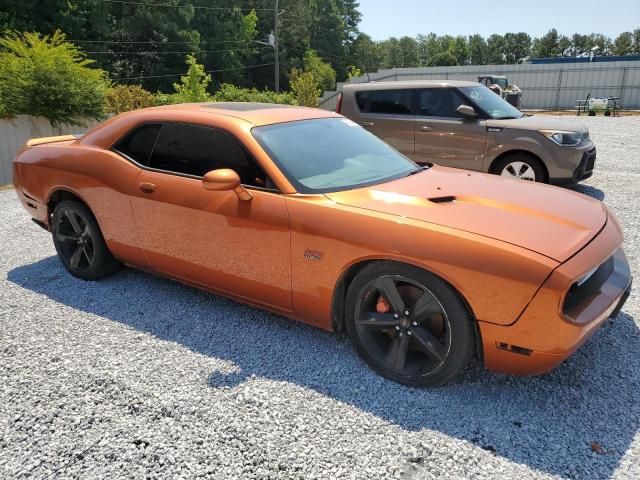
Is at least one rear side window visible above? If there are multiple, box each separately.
[148,123,267,186]
[418,88,469,118]
[356,90,413,115]
[112,124,161,165]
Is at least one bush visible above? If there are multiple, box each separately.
[0,30,110,126]
[172,54,212,103]
[105,84,155,114]
[303,49,336,93]
[212,84,296,105]
[290,68,320,107]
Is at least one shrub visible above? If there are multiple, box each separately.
[303,49,336,93]
[105,84,155,114]
[172,54,212,103]
[212,84,296,105]
[289,68,320,107]
[346,65,364,82]
[0,30,110,126]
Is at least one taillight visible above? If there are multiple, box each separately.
[335,93,343,113]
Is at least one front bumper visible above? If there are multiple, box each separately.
[550,147,596,186]
[479,213,632,375]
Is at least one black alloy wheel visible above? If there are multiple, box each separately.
[52,200,120,280]
[345,262,475,387]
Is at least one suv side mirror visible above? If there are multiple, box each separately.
[202,169,252,201]
[456,105,478,118]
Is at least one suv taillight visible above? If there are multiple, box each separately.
[335,93,343,113]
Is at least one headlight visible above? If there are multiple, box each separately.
[539,130,582,146]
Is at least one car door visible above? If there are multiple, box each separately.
[127,122,292,311]
[352,89,415,157]
[414,88,487,170]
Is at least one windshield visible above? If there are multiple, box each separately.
[252,117,419,193]
[461,85,523,120]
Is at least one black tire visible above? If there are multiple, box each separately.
[588,111,596,116]
[492,153,546,183]
[51,200,120,280]
[345,261,475,387]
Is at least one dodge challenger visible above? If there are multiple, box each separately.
[13,103,632,387]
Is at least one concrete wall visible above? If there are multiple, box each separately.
[319,60,640,111]
[0,116,100,185]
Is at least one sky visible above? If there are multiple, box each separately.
[357,0,640,40]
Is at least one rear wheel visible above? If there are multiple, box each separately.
[345,262,475,387]
[493,153,546,183]
[52,200,120,280]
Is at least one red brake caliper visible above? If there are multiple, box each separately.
[376,296,391,313]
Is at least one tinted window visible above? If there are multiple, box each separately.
[113,124,160,165]
[418,88,469,118]
[148,123,267,187]
[356,90,413,115]
[252,118,418,194]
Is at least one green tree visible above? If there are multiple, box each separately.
[468,34,488,65]
[486,34,506,64]
[427,51,457,66]
[289,67,320,107]
[303,49,336,93]
[350,33,383,72]
[450,36,469,65]
[634,29,640,54]
[532,29,560,58]
[345,65,363,81]
[503,32,531,63]
[0,30,109,125]
[172,54,212,102]
[105,84,155,114]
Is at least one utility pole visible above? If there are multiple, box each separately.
[274,0,280,92]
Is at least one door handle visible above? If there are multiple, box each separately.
[419,125,433,131]
[360,121,375,127]
[139,182,156,194]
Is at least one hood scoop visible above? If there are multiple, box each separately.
[428,195,456,204]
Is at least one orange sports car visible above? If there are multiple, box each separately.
[13,103,632,387]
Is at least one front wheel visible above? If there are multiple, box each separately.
[493,154,546,183]
[51,200,120,280]
[345,262,476,387]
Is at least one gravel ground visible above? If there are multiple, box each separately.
[1,116,639,480]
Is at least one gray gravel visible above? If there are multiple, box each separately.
[1,116,639,480]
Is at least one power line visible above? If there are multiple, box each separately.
[102,0,277,12]
[87,46,272,55]
[69,39,249,45]
[114,62,275,81]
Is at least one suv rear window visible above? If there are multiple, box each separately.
[356,90,413,115]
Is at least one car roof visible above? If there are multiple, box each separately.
[143,102,340,126]
[342,80,480,91]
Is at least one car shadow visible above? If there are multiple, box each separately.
[7,257,639,479]
[566,183,606,201]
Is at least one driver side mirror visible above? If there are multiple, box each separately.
[202,169,252,201]
[456,105,478,118]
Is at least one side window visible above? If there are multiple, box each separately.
[356,90,413,115]
[418,88,469,118]
[112,124,161,165]
[148,123,268,187]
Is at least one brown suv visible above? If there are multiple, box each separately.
[337,80,596,184]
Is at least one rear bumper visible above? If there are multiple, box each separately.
[479,213,632,375]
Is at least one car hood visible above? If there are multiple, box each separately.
[325,166,606,262]
[487,115,589,135]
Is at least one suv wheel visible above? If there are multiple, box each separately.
[494,154,545,183]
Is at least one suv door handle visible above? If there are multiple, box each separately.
[419,125,433,131]
[139,182,156,194]
[360,121,375,127]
